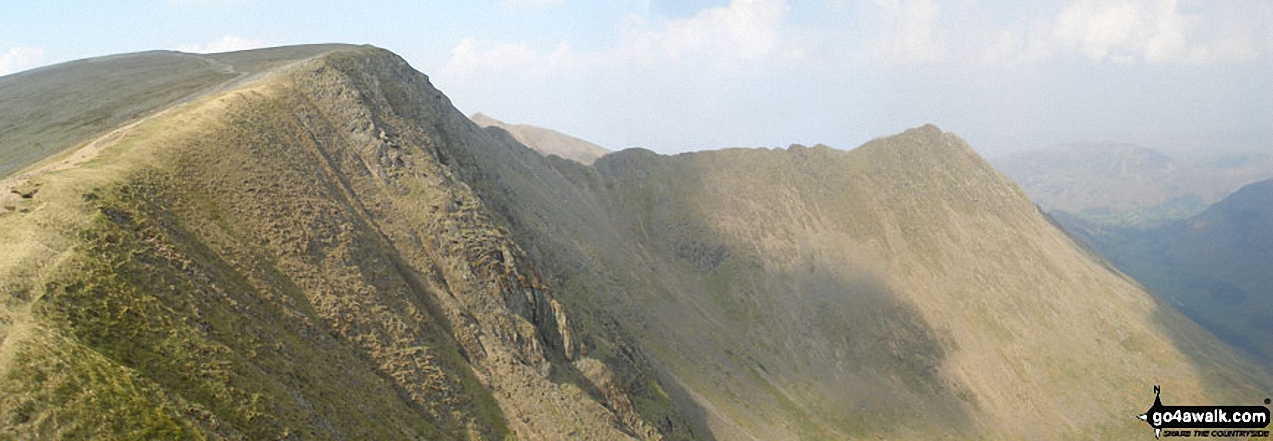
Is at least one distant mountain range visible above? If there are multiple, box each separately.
[993,142,1273,227]
[1057,178,1273,365]
[0,45,1268,439]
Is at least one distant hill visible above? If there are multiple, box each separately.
[470,112,608,165]
[0,44,354,178]
[1057,178,1273,365]
[993,142,1273,227]
[0,45,1268,439]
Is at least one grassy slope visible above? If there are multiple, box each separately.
[447,124,1273,439]
[0,51,230,178]
[0,45,353,179]
[0,47,503,439]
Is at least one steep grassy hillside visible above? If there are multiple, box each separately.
[0,46,682,440]
[0,45,1268,440]
[993,143,1273,227]
[470,113,609,165]
[1058,179,1273,365]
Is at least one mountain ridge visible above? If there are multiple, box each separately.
[441,102,1272,438]
[0,44,1268,440]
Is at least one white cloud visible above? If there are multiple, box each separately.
[446,38,576,78]
[860,0,1272,67]
[166,0,250,5]
[500,0,564,9]
[1048,0,1257,64]
[0,47,45,76]
[442,0,794,81]
[862,0,945,64]
[177,35,264,54]
[628,0,788,63]
[441,0,1268,84]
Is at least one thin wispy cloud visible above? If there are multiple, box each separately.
[861,0,945,65]
[442,0,795,81]
[166,0,252,6]
[449,0,1272,82]
[621,0,791,64]
[0,46,45,76]
[860,0,1273,67]
[446,39,576,78]
[177,35,265,54]
[499,0,564,10]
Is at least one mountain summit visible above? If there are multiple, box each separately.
[0,45,1268,440]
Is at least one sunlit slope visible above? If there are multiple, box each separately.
[447,123,1273,439]
[0,44,352,178]
[470,112,609,165]
[0,46,683,439]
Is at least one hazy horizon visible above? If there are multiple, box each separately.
[4,0,1270,156]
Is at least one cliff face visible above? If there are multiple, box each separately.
[0,45,1268,440]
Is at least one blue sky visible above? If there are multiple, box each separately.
[2,0,1271,156]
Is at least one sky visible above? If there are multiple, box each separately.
[2,0,1271,156]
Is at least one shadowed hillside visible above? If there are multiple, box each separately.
[454,125,1273,439]
[1057,179,1273,366]
[0,45,1269,439]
